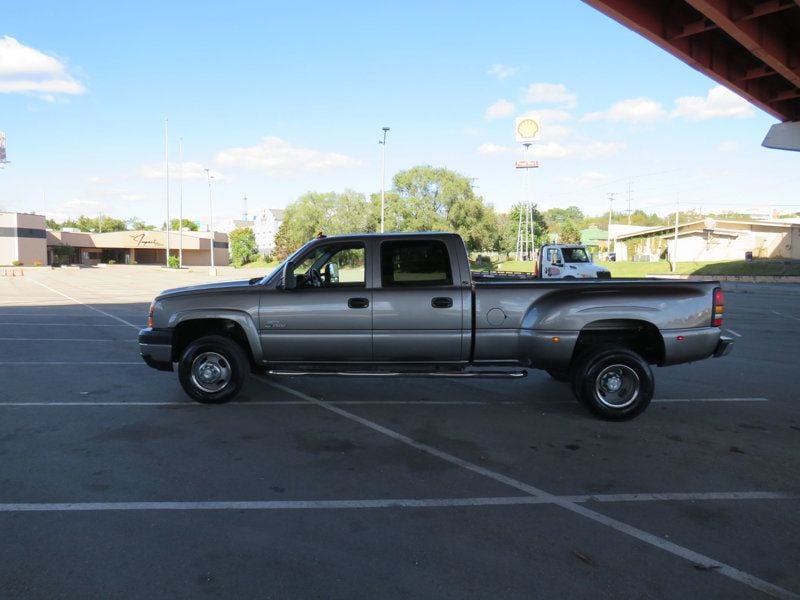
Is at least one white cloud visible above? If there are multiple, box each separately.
[573,141,627,158]
[531,142,570,158]
[138,161,227,182]
[463,127,480,136]
[215,136,362,175]
[487,64,517,80]
[558,171,610,187]
[477,143,511,155]
[64,198,101,209]
[485,99,515,120]
[0,36,85,96]
[582,97,667,124]
[524,83,577,108]
[716,140,740,153]
[671,85,754,120]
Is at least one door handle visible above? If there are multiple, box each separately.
[431,297,453,308]
[348,297,370,309]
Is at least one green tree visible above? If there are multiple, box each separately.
[229,227,258,267]
[389,165,499,251]
[544,206,584,229]
[280,190,372,252]
[63,214,127,232]
[272,219,294,261]
[506,203,548,252]
[164,218,199,231]
[559,221,581,244]
[45,219,61,230]
[127,217,156,231]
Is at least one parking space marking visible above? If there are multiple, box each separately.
[0,322,139,328]
[724,328,742,337]
[0,400,518,407]
[0,361,143,365]
[653,397,768,403]
[772,310,800,322]
[0,338,137,343]
[258,377,798,599]
[564,492,797,503]
[1,492,795,514]
[28,280,140,329]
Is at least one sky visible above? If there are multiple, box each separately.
[1,0,798,230]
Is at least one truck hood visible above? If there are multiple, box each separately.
[157,279,254,299]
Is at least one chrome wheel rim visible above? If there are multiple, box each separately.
[190,351,231,393]
[594,364,639,409]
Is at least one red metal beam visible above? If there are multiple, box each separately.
[683,0,800,87]
[583,0,800,121]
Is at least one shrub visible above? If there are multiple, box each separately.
[167,255,180,269]
[11,260,23,266]
[108,259,117,265]
[33,260,43,267]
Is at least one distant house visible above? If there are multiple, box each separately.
[615,219,800,262]
[253,208,284,256]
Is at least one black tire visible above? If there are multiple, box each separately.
[546,368,571,382]
[178,335,249,404]
[571,346,653,421]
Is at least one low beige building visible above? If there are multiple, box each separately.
[616,219,800,262]
[1,211,229,266]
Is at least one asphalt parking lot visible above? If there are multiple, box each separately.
[1,267,798,599]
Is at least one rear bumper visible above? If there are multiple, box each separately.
[138,328,174,372]
[713,336,734,358]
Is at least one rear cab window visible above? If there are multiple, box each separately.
[380,240,453,287]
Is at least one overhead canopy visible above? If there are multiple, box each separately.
[583,0,800,130]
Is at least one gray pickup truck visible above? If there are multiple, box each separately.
[139,232,732,420]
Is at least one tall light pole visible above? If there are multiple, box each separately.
[379,126,390,233]
[178,137,184,268]
[164,119,171,267]
[205,168,216,275]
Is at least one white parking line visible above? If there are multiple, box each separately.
[257,377,797,599]
[0,400,518,407]
[1,491,795,513]
[653,398,768,403]
[0,361,143,365]
[772,310,800,322]
[0,338,137,343]
[28,280,140,329]
[724,328,742,337]
[0,322,138,327]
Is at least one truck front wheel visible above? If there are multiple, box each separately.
[178,335,249,404]
[572,346,653,420]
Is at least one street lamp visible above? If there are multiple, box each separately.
[205,168,216,275]
[379,127,390,233]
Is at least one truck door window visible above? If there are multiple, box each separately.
[292,244,365,288]
[563,248,589,263]
[380,240,453,287]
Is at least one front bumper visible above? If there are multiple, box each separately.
[138,328,174,372]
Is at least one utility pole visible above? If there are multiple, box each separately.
[379,127,390,233]
[607,192,615,257]
[178,137,183,269]
[627,181,633,224]
[164,119,171,267]
[205,168,216,275]
[672,195,680,273]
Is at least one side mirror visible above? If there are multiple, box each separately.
[325,263,339,284]
[282,261,296,290]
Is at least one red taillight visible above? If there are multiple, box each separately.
[147,302,155,328]
[712,287,724,327]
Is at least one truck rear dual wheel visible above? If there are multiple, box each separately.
[178,335,249,404]
[571,346,653,421]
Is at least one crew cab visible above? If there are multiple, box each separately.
[139,232,732,420]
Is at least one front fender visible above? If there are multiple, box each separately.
[169,309,263,362]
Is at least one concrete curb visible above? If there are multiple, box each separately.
[646,274,800,283]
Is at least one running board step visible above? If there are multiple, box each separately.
[265,369,528,379]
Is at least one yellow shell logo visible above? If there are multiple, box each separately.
[517,119,539,139]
